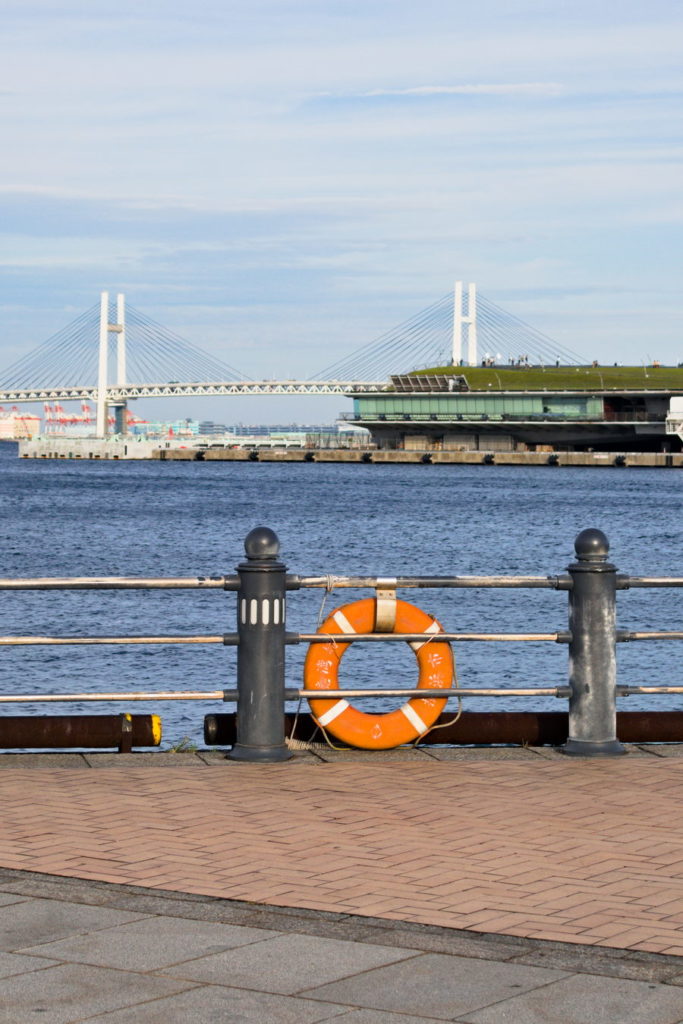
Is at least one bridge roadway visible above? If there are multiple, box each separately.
[0,380,387,403]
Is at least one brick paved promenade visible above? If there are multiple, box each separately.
[2,745,683,955]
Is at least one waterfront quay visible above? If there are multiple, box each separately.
[4,516,683,1016]
[3,748,683,1022]
[17,434,683,466]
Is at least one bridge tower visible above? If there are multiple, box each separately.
[451,281,478,367]
[96,292,127,436]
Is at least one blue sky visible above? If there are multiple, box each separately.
[1,0,682,423]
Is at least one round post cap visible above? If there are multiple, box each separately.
[574,528,609,561]
[244,526,280,560]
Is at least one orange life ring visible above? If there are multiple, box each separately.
[303,597,453,750]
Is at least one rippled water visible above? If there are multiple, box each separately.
[1,440,682,748]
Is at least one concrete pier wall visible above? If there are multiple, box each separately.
[18,437,683,468]
[19,436,171,460]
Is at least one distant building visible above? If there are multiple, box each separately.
[0,411,41,440]
[198,421,229,435]
[129,418,200,439]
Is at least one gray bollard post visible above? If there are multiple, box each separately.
[229,527,292,762]
[561,528,626,756]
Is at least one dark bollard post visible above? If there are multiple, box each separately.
[229,527,292,762]
[562,528,626,757]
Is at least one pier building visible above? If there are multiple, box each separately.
[348,366,683,453]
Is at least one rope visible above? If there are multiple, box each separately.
[316,575,338,627]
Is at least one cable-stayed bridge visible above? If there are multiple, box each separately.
[0,285,583,435]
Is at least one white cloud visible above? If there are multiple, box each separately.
[335,83,566,98]
[1,0,682,393]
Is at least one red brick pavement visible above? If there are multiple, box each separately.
[3,757,683,954]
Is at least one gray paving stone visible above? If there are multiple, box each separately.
[511,946,683,983]
[197,749,232,763]
[459,972,683,1023]
[638,743,683,757]
[106,893,278,927]
[529,744,653,760]
[0,951,60,979]
[78,984,349,1023]
[0,753,89,768]
[82,751,203,766]
[1,898,147,952]
[422,746,541,761]
[303,953,568,1020]
[359,928,530,961]
[20,916,280,970]
[331,1013,446,1023]
[313,748,434,762]
[0,894,27,908]
[0,962,193,1024]
[159,932,421,994]
[0,877,122,905]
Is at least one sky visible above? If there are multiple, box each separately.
[1,0,682,424]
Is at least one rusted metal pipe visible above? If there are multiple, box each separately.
[0,714,161,752]
[204,711,683,747]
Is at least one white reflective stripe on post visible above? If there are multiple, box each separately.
[400,702,428,734]
[250,599,258,625]
[240,599,247,624]
[333,610,356,634]
[317,699,350,726]
[409,621,441,651]
[273,600,280,624]
[262,599,270,625]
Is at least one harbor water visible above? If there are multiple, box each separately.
[1,440,682,748]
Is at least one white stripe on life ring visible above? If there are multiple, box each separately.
[409,620,441,652]
[400,702,428,734]
[333,610,356,634]
[317,699,351,727]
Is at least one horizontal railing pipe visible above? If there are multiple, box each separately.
[618,686,683,695]
[4,525,683,756]
[621,577,683,588]
[294,632,568,643]
[0,576,232,590]
[293,574,566,590]
[280,687,570,700]
[0,635,226,646]
[618,632,683,641]
[0,691,225,703]
[0,686,572,704]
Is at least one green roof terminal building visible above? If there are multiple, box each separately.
[348,368,683,453]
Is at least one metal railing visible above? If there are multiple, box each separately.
[2,526,683,759]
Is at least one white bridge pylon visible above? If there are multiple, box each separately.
[452,281,477,367]
[97,291,126,436]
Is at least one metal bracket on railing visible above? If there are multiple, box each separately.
[374,578,397,632]
[553,575,573,591]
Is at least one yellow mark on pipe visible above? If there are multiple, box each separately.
[151,714,162,746]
